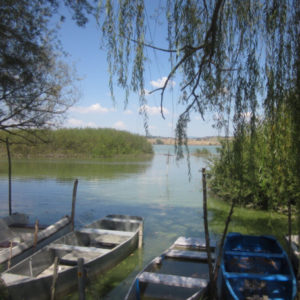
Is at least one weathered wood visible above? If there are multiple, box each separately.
[202,168,214,292]
[50,257,59,300]
[71,179,78,231]
[78,228,134,237]
[138,222,143,249]
[0,215,71,268]
[104,217,142,224]
[33,220,39,248]
[166,249,215,261]
[174,237,216,249]
[48,244,110,254]
[6,138,12,216]
[7,240,13,269]
[77,258,85,300]
[288,198,292,259]
[138,272,208,289]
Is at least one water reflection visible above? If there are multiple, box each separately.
[0,145,219,299]
[0,156,153,181]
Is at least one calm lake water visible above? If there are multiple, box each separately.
[0,145,218,299]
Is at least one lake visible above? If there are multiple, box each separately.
[0,144,218,299]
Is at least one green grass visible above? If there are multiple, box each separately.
[207,196,297,246]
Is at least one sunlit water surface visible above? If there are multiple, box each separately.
[0,145,218,299]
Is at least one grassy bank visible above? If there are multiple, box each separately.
[207,196,296,247]
[0,128,153,159]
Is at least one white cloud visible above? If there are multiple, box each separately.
[150,77,176,89]
[66,118,97,128]
[139,105,169,116]
[123,109,133,115]
[113,121,126,130]
[70,103,110,114]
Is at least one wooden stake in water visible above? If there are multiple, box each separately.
[33,219,39,248]
[77,258,85,300]
[7,240,13,269]
[6,138,12,216]
[51,257,59,300]
[71,179,79,231]
[138,222,144,249]
[202,168,214,291]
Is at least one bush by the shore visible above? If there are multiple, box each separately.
[0,128,153,159]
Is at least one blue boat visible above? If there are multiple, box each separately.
[220,233,297,300]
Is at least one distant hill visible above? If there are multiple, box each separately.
[147,136,224,146]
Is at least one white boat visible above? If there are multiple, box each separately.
[0,213,71,270]
[1,214,143,299]
[125,236,216,300]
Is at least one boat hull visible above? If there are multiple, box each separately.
[219,233,297,300]
[125,236,217,300]
[2,215,143,300]
[0,215,71,270]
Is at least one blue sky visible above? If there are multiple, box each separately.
[57,7,220,138]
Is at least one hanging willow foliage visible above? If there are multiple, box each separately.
[95,0,300,236]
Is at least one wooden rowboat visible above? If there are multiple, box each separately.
[125,236,217,300]
[0,213,71,270]
[1,214,143,300]
[220,233,297,300]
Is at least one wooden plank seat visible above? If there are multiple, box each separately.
[78,228,135,237]
[48,244,110,254]
[138,272,208,289]
[91,234,128,248]
[104,217,142,224]
[166,249,215,261]
[174,237,217,249]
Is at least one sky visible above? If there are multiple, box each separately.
[57,6,221,138]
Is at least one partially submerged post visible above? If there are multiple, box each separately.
[77,258,85,300]
[71,179,79,231]
[7,241,13,269]
[138,222,143,249]
[6,138,12,216]
[202,168,214,296]
[33,219,39,248]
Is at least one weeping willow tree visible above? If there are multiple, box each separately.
[94,0,300,287]
[96,1,299,217]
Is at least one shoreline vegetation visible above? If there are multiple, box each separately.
[0,128,153,159]
[207,196,297,248]
[147,136,222,146]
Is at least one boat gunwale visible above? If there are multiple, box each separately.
[221,232,297,300]
[2,215,143,287]
[124,236,213,300]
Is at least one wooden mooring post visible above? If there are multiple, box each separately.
[202,168,214,296]
[50,257,59,300]
[71,179,79,231]
[33,219,39,248]
[77,258,86,300]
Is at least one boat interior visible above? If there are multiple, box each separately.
[223,234,295,299]
[3,216,139,281]
[135,237,214,300]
